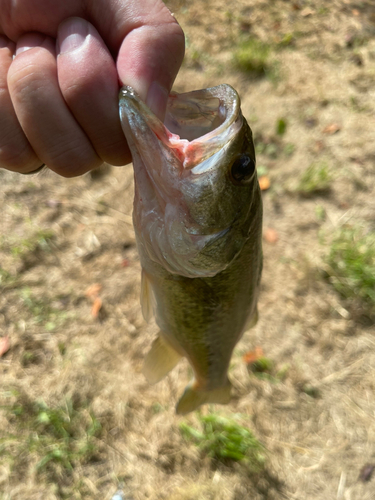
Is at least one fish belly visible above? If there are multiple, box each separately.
[140,233,262,414]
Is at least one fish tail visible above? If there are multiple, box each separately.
[176,380,232,415]
[142,334,182,384]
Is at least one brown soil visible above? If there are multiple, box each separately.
[1,0,375,499]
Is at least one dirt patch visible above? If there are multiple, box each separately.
[1,1,375,498]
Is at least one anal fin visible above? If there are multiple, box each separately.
[142,334,182,384]
[176,381,232,415]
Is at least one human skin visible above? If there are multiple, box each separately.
[0,0,185,176]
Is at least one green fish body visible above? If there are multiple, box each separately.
[119,84,262,414]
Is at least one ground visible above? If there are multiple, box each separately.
[1,0,375,499]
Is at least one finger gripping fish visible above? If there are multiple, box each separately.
[119,84,262,415]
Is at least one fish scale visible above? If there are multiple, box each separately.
[119,84,262,414]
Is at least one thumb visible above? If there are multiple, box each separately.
[116,2,185,121]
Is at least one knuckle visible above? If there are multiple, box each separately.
[97,138,131,167]
[8,56,55,101]
[0,134,39,172]
[47,142,102,177]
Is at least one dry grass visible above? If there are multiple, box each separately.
[1,0,375,498]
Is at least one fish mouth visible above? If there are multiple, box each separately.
[119,84,243,169]
[119,85,244,278]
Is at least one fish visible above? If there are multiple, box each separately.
[119,84,263,415]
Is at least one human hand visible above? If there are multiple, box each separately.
[0,0,184,176]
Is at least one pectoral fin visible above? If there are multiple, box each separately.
[140,270,155,322]
[142,334,182,384]
[176,381,232,415]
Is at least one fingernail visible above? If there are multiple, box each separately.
[16,46,31,55]
[58,17,89,54]
[146,81,169,121]
[15,34,46,56]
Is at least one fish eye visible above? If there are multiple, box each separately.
[230,154,256,184]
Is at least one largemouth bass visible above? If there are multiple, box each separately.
[119,84,262,415]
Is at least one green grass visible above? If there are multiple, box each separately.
[276,118,287,136]
[247,356,288,383]
[0,229,55,288]
[10,229,55,258]
[278,32,295,48]
[20,287,68,331]
[283,143,295,156]
[302,384,321,399]
[0,267,14,286]
[256,165,269,177]
[315,205,327,222]
[183,34,209,70]
[255,137,279,159]
[180,413,266,470]
[255,134,295,160]
[324,226,375,310]
[296,162,332,196]
[250,356,274,375]
[233,39,270,76]
[0,391,101,487]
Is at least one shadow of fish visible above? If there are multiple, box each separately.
[119,84,262,414]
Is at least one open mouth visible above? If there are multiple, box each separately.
[164,90,228,141]
[119,84,243,169]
